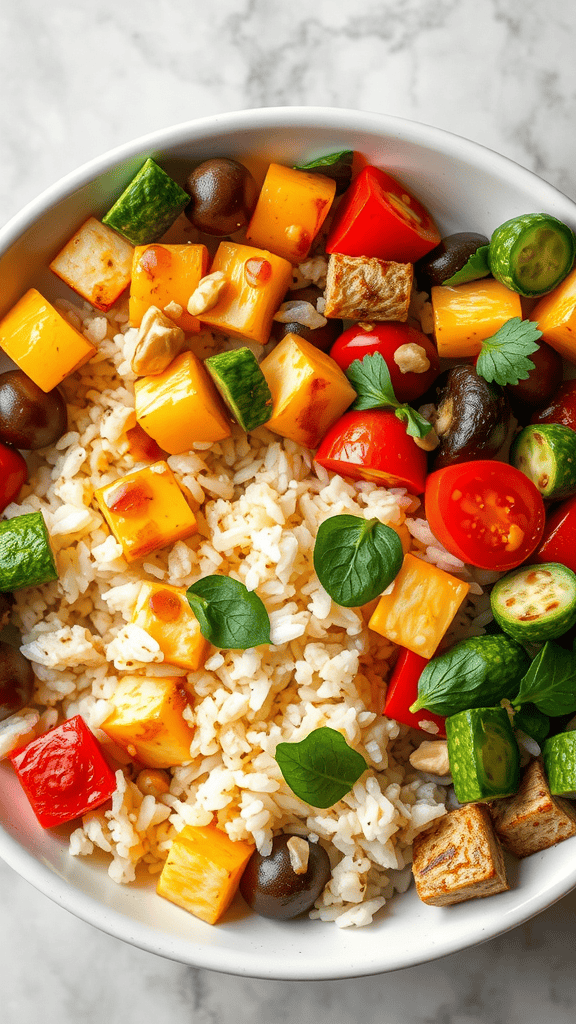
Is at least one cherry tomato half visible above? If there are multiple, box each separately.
[424,460,545,571]
[315,409,428,493]
[0,441,27,512]
[530,379,576,430]
[330,322,440,403]
[325,166,441,264]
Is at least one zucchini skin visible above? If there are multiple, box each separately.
[543,730,576,796]
[510,423,576,501]
[489,213,576,297]
[0,511,58,592]
[491,563,576,643]
[102,159,189,246]
[446,706,520,802]
[205,348,273,432]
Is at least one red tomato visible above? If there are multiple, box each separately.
[505,341,562,417]
[424,460,545,571]
[530,379,576,430]
[330,322,440,403]
[383,648,446,738]
[325,166,441,263]
[0,442,27,512]
[315,409,428,493]
[532,493,576,573]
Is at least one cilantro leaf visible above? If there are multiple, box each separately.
[475,318,542,387]
[345,352,433,440]
[395,406,433,440]
[442,245,491,286]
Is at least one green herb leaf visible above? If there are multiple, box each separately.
[294,150,354,195]
[512,641,576,716]
[186,576,270,650]
[394,405,433,440]
[442,245,491,286]
[313,514,403,608]
[512,702,550,744]
[274,727,368,808]
[475,317,542,387]
[346,352,432,439]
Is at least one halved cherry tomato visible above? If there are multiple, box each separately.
[0,441,27,512]
[530,379,576,430]
[424,460,545,571]
[532,493,576,573]
[330,322,440,403]
[325,166,441,263]
[315,409,428,493]
[383,648,446,738]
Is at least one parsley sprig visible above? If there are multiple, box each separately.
[345,352,433,440]
[475,317,542,387]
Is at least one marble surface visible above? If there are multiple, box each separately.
[2,0,576,1019]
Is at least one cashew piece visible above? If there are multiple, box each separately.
[131,306,185,376]
[409,740,450,776]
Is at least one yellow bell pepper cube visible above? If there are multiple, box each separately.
[259,332,356,449]
[246,162,336,263]
[157,823,255,924]
[0,288,96,392]
[199,242,293,345]
[131,581,209,671]
[49,217,134,312]
[368,552,470,659]
[134,351,231,455]
[129,243,209,331]
[94,461,197,562]
[432,279,522,359]
[530,265,576,363]
[101,675,195,768]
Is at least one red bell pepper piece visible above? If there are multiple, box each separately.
[314,409,428,493]
[383,648,446,738]
[532,493,576,574]
[325,166,441,264]
[0,442,27,513]
[10,715,116,828]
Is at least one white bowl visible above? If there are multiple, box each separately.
[1,107,576,980]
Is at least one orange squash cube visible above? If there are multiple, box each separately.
[157,823,255,924]
[260,332,356,449]
[131,582,209,671]
[101,675,194,768]
[531,266,576,363]
[368,552,470,659]
[94,461,197,561]
[129,243,209,331]
[199,242,293,345]
[246,163,336,263]
[134,351,231,455]
[432,280,522,358]
[0,288,96,392]
[49,217,134,311]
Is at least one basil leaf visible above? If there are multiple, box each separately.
[294,149,354,195]
[512,641,576,716]
[313,514,403,607]
[274,727,368,808]
[410,635,529,716]
[475,317,542,387]
[442,245,491,286]
[512,703,550,744]
[186,576,270,650]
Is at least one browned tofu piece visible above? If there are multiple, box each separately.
[323,253,412,321]
[490,757,576,859]
[412,804,509,907]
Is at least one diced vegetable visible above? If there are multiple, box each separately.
[198,242,293,345]
[431,280,522,359]
[134,351,231,454]
[205,347,273,432]
[330,321,440,403]
[129,243,209,330]
[260,333,356,449]
[0,511,58,592]
[489,213,575,297]
[49,217,134,311]
[510,423,576,501]
[125,422,166,462]
[131,582,209,671]
[156,823,254,924]
[368,552,470,659]
[0,288,96,392]
[0,443,27,513]
[102,158,189,246]
[490,563,576,643]
[543,731,576,797]
[530,265,576,363]
[314,409,428,492]
[383,648,446,738]
[94,461,197,562]
[446,706,520,802]
[533,493,576,573]
[101,675,195,768]
[9,715,116,828]
[246,162,336,263]
[490,757,576,858]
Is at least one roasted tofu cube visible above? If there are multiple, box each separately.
[49,217,134,311]
[323,253,413,321]
[412,804,509,906]
[101,675,194,768]
[95,461,197,561]
[131,582,209,672]
[157,823,254,924]
[490,757,576,858]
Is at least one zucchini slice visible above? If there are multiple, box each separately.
[102,158,189,246]
[510,423,576,500]
[491,563,576,643]
[0,511,58,592]
[204,348,273,432]
[543,731,576,797]
[489,212,576,297]
[446,706,520,803]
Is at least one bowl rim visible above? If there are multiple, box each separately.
[1,105,576,980]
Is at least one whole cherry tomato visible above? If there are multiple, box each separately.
[505,341,562,419]
[330,322,440,403]
[532,493,576,573]
[530,379,576,430]
[424,460,545,571]
[315,409,428,493]
[0,441,27,512]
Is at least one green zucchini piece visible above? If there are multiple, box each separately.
[293,150,353,195]
[491,563,576,643]
[513,703,550,744]
[409,634,530,717]
[446,706,520,802]
[489,212,576,297]
[510,423,576,501]
[102,158,189,246]
[0,512,58,592]
[542,730,576,796]
[204,348,273,432]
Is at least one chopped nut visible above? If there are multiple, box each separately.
[187,271,228,316]
[394,342,431,374]
[273,300,327,329]
[287,835,310,875]
[409,740,450,776]
[323,253,413,321]
[358,322,374,331]
[413,425,440,452]
[163,300,184,320]
[137,768,171,798]
[131,305,186,376]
